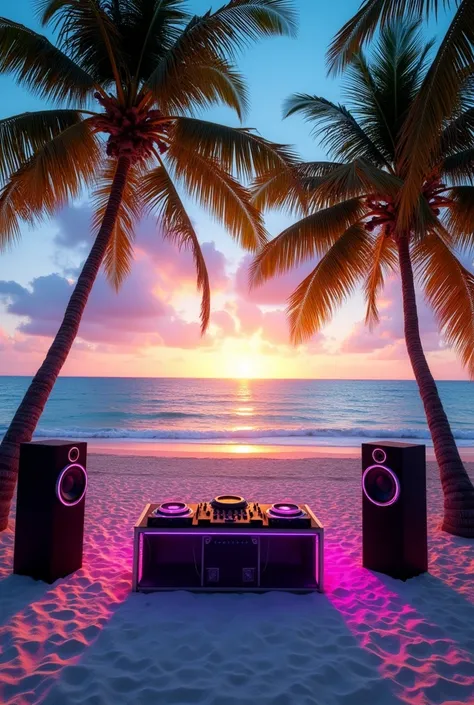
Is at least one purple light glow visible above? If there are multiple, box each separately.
[268,503,305,518]
[142,530,317,538]
[154,502,193,516]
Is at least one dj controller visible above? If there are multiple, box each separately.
[146,495,315,529]
[133,495,324,593]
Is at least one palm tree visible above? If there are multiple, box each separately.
[0,0,297,531]
[327,0,474,232]
[251,20,474,537]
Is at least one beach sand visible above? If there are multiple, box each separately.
[1,452,474,705]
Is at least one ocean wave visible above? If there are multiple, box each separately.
[1,425,473,441]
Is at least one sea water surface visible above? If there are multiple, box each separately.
[0,377,473,447]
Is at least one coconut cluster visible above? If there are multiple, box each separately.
[364,176,451,237]
[93,93,172,162]
[364,197,396,236]
[422,175,451,216]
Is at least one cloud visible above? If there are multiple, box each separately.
[0,258,202,350]
[211,310,236,337]
[53,205,230,293]
[340,275,442,357]
[0,207,234,352]
[53,206,93,251]
[235,254,314,305]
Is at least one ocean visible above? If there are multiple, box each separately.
[0,377,472,447]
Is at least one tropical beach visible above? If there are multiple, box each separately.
[1,0,474,703]
[1,451,474,704]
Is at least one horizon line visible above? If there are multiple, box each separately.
[0,375,470,382]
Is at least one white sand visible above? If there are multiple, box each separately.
[1,454,474,705]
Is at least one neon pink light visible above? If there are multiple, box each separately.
[56,463,87,506]
[268,502,304,518]
[154,502,193,516]
[141,530,317,537]
[362,464,400,507]
[372,447,387,464]
[68,446,80,463]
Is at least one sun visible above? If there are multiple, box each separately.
[235,357,258,379]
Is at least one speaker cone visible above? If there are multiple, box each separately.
[56,463,87,506]
[362,465,400,507]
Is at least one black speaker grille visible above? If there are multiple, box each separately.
[56,463,87,506]
[362,464,400,506]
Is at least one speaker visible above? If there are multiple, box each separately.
[362,441,427,580]
[14,440,88,583]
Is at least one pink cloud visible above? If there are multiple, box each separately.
[0,208,234,352]
[341,276,442,358]
[52,205,230,294]
[211,310,236,337]
[133,219,229,293]
[235,254,314,305]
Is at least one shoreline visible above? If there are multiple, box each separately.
[85,438,474,461]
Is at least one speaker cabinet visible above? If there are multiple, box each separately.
[14,440,88,583]
[362,441,427,580]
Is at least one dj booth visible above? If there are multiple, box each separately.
[132,496,324,593]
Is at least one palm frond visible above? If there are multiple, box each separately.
[91,160,143,289]
[444,185,474,252]
[166,145,266,251]
[0,109,86,185]
[308,159,402,207]
[398,1,474,227]
[440,107,474,158]
[343,51,396,163]
[0,117,102,249]
[128,0,189,82]
[364,231,398,327]
[171,117,298,180]
[148,55,249,119]
[287,223,373,344]
[0,17,98,104]
[171,0,296,59]
[39,0,124,94]
[140,161,211,332]
[442,149,474,184]
[413,230,474,377]
[146,0,295,112]
[251,161,341,215]
[284,94,389,168]
[327,0,449,74]
[344,22,434,162]
[250,198,366,287]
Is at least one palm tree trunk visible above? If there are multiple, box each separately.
[0,156,131,531]
[397,234,474,538]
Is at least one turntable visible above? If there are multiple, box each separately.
[133,495,324,593]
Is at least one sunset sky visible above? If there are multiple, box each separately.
[0,0,465,380]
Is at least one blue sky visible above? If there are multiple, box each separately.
[0,0,463,380]
[0,0,452,285]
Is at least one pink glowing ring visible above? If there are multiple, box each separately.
[362,464,400,507]
[68,446,80,463]
[56,463,87,506]
[154,502,193,517]
[372,447,387,464]
[267,503,305,518]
